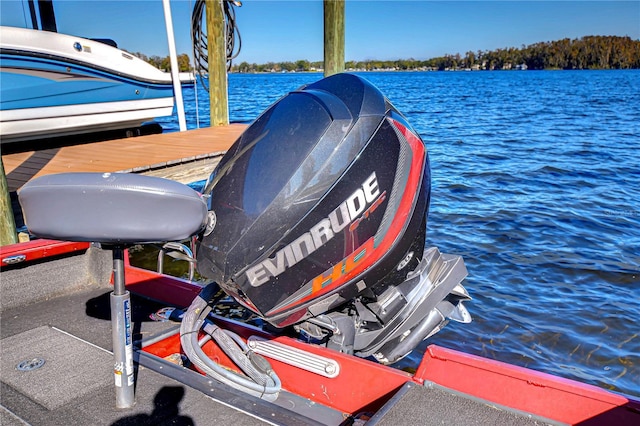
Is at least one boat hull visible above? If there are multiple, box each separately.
[1,239,639,425]
[0,98,173,143]
[0,26,175,143]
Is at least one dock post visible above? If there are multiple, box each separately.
[206,0,229,126]
[324,0,345,77]
[0,158,18,246]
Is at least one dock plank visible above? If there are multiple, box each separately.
[2,125,246,192]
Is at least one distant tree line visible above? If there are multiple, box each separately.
[131,35,640,73]
[131,52,192,72]
[231,36,640,72]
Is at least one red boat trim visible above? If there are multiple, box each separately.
[143,316,413,415]
[415,344,638,424]
[122,255,203,307]
[0,239,90,268]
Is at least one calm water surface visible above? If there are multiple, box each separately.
[154,70,640,398]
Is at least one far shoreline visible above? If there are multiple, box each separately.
[224,67,639,74]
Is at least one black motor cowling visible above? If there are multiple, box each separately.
[197,73,470,363]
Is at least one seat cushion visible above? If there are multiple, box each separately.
[19,173,207,244]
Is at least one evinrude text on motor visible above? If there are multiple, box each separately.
[194,73,472,366]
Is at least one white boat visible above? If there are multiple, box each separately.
[0,26,175,144]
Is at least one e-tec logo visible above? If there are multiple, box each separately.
[246,172,382,287]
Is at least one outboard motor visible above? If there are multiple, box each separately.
[197,73,471,364]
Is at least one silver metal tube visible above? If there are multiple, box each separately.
[162,0,187,131]
[110,247,135,408]
[157,242,196,281]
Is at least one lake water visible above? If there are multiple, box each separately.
[154,70,640,398]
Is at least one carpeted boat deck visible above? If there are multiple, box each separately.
[368,381,552,425]
[2,326,112,411]
[0,285,271,426]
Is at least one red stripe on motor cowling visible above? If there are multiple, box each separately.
[268,118,426,317]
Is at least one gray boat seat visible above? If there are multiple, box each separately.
[18,172,207,244]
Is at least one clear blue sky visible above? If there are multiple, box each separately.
[1,1,639,63]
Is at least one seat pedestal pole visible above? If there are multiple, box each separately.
[109,246,135,408]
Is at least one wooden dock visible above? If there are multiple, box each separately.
[2,124,246,192]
